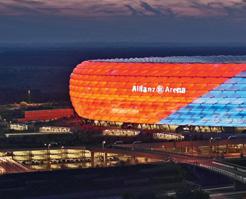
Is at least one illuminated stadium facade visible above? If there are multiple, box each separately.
[69,56,246,131]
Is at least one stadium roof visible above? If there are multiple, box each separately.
[94,55,246,63]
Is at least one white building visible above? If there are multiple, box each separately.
[39,126,71,133]
[102,129,140,137]
[9,123,28,131]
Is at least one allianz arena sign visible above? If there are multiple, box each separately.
[132,85,186,94]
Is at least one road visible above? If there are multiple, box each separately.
[91,144,246,183]
[210,190,246,199]
[0,157,30,174]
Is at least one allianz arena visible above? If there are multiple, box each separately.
[69,56,246,129]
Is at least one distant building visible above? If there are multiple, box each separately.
[153,132,184,141]
[39,126,71,133]
[9,123,28,131]
[102,129,140,137]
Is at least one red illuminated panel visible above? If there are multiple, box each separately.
[21,109,74,122]
[70,61,246,124]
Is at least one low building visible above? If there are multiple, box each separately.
[153,132,184,141]
[9,123,28,131]
[39,126,71,133]
[102,129,140,137]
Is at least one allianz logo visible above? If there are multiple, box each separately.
[132,85,186,94]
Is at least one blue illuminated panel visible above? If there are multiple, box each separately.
[160,71,246,127]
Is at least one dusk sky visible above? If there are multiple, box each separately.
[1,0,246,44]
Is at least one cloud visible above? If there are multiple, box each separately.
[125,4,143,16]
[0,0,61,16]
[186,0,246,19]
[140,1,162,15]
[189,1,227,16]
[0,0,246,20]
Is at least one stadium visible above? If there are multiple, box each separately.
[69,56,246,134]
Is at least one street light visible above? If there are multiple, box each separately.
[44,143,51,150]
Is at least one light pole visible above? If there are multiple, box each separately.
[27,89,31,103]
[44,143,51,170]
[61,146,64,160]
[102,140,106,149]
